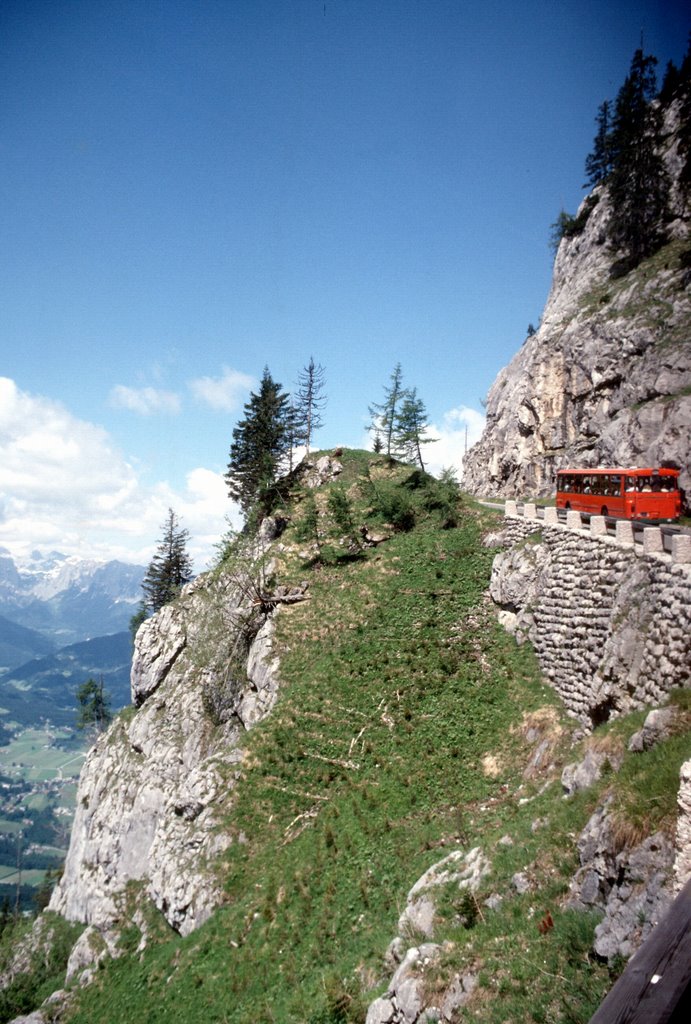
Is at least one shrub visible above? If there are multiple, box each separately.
[370,482,416,531]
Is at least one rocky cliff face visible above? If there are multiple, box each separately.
[49,527,285,944]
[463,100,691,501]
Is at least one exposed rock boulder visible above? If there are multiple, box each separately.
[365,944,477,1024]
[675,759,691,891]
[628,706,678,752]
[567,800,675,962]
[301,454,344,489]
[489,537,549,640]
[561,747,621,797]
[64,925,114,984]
[397,847,490,940]
[366,850,487,1023]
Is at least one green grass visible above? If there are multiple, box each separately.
[0,867,48,885]
[0,728,86,782]
[577,238,691,345]
[0,912,82,1024]
[51,453,688,1023]
[0,821,23,835]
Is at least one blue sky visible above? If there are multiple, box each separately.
[1,0,688,568]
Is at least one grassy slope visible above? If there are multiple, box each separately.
[54,451,689,1024]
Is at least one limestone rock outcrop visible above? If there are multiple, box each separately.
[49,536,284,942]
[365,849,486,1024]
[675,759,691,891]
[567,800,675,963]
[463,102,691,502]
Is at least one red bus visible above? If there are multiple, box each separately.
[556,467,682,521]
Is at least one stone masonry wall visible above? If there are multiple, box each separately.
[490,509,691,726]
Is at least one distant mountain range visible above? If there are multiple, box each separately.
[0,549,145,731]
[0,630,133,728]
[0,548,145,669]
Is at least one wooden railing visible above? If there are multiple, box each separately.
[588,877,691,1023]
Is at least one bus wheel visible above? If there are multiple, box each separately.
[565,501,571,510]
[601,506,608,517]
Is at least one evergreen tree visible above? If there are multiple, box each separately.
[295,490,322,559]
[129,602,147,644]
[225,367,292,519]
[393,388,437,472]
[585,100,614,186]
[658,59,680,106]
[607,48,670,270]
[294,357,326,457]
[141,508,194,614]
[283,398,300,474]
[327,485,360,549]
[76,677,112,733]
[368,363,405,459]
[675,35,691,209]
[549,208,576,254]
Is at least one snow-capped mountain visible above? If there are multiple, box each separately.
[0,548,145,658]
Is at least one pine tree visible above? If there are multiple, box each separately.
[129,602,147,643]
[393,388,437,472]
[225,367,292,519]
[141,508,194,614]
[76,677,112,733]
[295,490,322,559]
[284,398,301,474]
[368,363,405,459]
[585,100,614,186]
[327,485,360,549]
[675,35,691,210]
[658,59,680,106]
[607,48,670,270]
[294,357,326,457]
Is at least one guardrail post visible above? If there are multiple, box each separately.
[643,527,664,555]
[672,534,691,564]
[566,510,582,530]
[590,515,607,537]
[524,503,537,519]
[543,507,559,525]
[615,521,635,546]
[505,500,517,516]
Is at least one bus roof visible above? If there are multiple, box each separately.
[557,467,679,477]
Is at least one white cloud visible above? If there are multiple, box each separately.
[360,404,486,480]
[0,378,236,570]
[189,366,256,412]
[426,406,486,480]
[151,468,241,570]
[109,385,181,415]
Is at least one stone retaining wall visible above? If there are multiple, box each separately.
[490,508,691,726]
